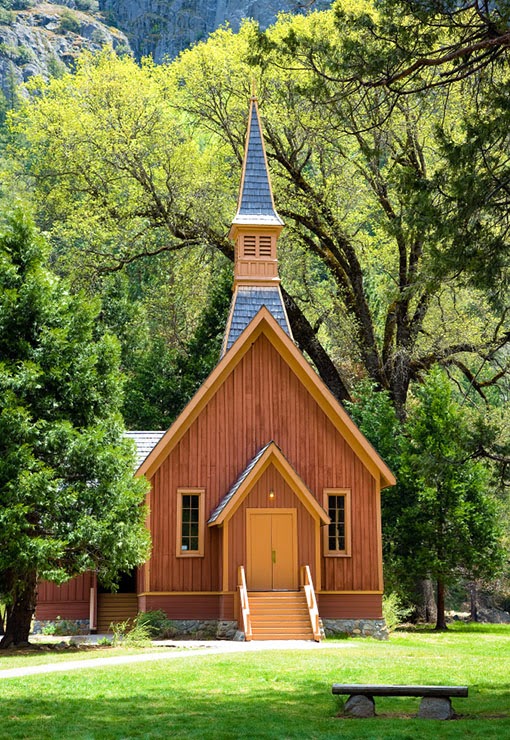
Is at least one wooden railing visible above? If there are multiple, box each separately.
[238,565,253,641]
[301,565,322,642]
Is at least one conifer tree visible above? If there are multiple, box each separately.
[0,211,149,648]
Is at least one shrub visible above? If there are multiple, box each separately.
[41,616,81,636]
[110,617,153,647]
[59,9,81,34]
[383,592,413,632]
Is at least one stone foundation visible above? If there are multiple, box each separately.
[32,618,90,636]
[323,618,388,640]
[156,620,238,640]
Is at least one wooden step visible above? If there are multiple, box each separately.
[96,593,138,632]
[247,590,315,641]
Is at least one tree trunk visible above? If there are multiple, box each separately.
[0,571,38,649]
[435,578,448,630]
[470,581,478,622]
[281,287,352,403]
[413,578,437,623]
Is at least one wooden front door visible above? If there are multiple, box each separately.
[247,509,297,590]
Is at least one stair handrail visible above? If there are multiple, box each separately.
[301,565,322,641]
[238,565,253,641]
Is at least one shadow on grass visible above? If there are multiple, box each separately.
[2,669,510,740]
[396,622,510,635]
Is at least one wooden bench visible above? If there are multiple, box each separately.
[332,684,469,719]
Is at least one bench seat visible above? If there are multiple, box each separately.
[332,684,468,698]
[332,684,468,719]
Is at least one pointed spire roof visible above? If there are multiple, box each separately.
[232,97,283,227]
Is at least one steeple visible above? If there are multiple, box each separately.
[222,97,292,357]
[229,96,284,288]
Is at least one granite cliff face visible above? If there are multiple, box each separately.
[0,0,331,98]
[99,0,331,61]
[0,1,129,97]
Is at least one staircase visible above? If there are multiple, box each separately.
[96,593,138,633]
[248,591,315,640]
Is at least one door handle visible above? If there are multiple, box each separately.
[272,550,276,564]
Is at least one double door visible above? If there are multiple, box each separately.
[247,509,297,590]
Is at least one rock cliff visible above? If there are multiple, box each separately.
[0,1,129,97]
[0,0,332,98]
[98,0,331,62]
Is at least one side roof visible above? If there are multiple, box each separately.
[137,307,396,489]
[125,431,165,468]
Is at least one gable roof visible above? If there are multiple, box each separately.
[208,441,330,526]
[232,97,283,227]
[137,307,396,489]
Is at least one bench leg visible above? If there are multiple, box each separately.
[343,695,375,718]
[418,697,454,720]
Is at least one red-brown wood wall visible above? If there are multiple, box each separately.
[146,333,382,596]
[36,572,92,620]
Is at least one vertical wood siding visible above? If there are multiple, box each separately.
[147,334,382,594]
[36,572,93,620]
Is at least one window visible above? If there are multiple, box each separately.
[323,489,351,556]
[176,489,205,557]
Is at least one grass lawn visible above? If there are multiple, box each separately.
[0,624,508,739]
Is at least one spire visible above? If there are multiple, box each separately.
[231,97,284,229]
[221,96,292,357]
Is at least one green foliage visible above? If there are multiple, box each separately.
[135,609,177,638]
[41,616,80,636]
[0,7,14,24]
[0,0,35,9]
[0,42,33,64]
[119,262,231,429]
[396,369,505,625]
[346,374,506,621]
[0,209,150,646]
[382,592,413,632]
[111,616,153,647]
[59,9,81,35]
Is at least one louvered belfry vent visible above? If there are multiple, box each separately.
[243,235,257,257]
[259,235,272,257]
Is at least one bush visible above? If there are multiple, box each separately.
[136,610,178,639]
[59,9,81,34]
[0,8,14,24]
[41,617,80,636]
[110,616,153,647]
[383,592,413,632]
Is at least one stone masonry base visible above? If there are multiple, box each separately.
[323,618,388,640]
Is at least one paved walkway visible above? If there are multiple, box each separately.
[0,639,355,680]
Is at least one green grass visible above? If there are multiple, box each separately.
[0,644,191,671]
[0,625,508,739]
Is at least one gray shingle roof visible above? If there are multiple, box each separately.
[221,286,292,356]
[233,102,283,226]
[125,431,165,469]
[208,441,273,524]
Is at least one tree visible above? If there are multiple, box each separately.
[0,211,150,648]
[289,0,510,94]
[7,27,508,420]
[399,368,504,629]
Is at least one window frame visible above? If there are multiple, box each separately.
[176,488,205,558]
[323,489,351,557]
